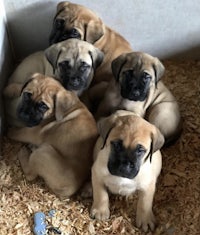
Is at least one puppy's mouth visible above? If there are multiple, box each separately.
[107,160,140,179]
[50,32,81,45]
[120,82,149,101]
[107,140,145,179]
[120,71,151,101]
[49,25,81,45]
[17,98,48,127]
[62,77,88,92]
[24,120,42,127]
[17,111,43,127]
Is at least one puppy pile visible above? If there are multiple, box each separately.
[3,1,182,232]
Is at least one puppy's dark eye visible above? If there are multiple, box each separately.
[55,19,65,29]
[142,72,151,82]
[135,144,146,157]
[37,101,49,112]
[71,28,79,37]
[23,92,32,101]
[111,139,123,152]
[124,69,134,79]
[79,61,90,71]
[59,60,71,69]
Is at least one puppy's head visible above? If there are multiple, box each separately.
[49,1,105,45]
[112,52,165,101]
[97,111,164,179]
[45,39,104,96]
[17,73,78,127]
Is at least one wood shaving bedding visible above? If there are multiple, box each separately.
[0,60,200,235]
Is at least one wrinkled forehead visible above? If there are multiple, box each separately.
[110,116,152,149]
[58,46,93,65]
[24,77,59,92]
[24,81,59,104]
[57,4,99,23]
[123,53,155,74]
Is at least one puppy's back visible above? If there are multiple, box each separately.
[8,52,52,84]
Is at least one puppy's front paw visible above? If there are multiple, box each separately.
[136,210,156,232]
[90,205,110,220]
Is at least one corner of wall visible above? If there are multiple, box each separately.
[0,0,15,139]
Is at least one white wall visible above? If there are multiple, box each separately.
[3,0,200,61]
[0,0,14,137]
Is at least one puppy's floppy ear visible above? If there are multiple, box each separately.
[89,48,104,70]
[152,58,165,86]
[55,89,76,121]
[97,114,117,148]
[45,44,63,73]
[54,1,70,21]
[85,20,105,44]
[151,125,165,153]
[57,1,70,12]
[111,53,127,81]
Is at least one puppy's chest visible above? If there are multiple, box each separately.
[119,100,146,117]
[105,176,138,196]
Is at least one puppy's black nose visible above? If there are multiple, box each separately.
[71,77,81,86]
[133,90,140,97]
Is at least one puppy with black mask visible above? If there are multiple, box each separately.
[7,73,98,199]
[90,110,164,232]
[45,39,104,96]
[96,52,182,145]
[17,89,49,128]
[4,73,61,127]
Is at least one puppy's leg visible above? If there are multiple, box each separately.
[18,147,37,181]
[80,181,93,198]
[136,181,156,232]
[147,102,181,144]
[27,144,83,199]
[8,126,42,145]
[90,171,110,220]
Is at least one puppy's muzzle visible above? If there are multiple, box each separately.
[107,140,146,179]
[62,76,87,91]
[49,19,81,45]
[17,92,49,127]
[120,71,151,101]
[108,158,140,179]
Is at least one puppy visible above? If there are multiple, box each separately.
[49,1,132,102]
[96,52,182,144]
[7,38,103,95]
[90,110,164,232]
[4,38,104,127]
[4,73,63,127]
[45,39,104,95]
[7,73,98,199]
